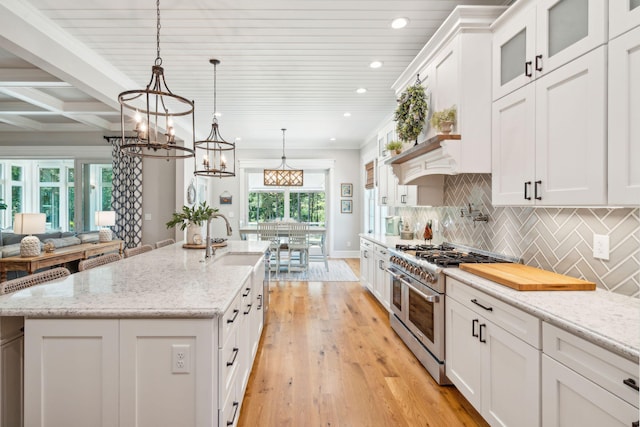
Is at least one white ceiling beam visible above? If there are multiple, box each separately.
[0,114,43,130]
[63,113,113,130]
[0,87,64,112]
[0,68,70,87]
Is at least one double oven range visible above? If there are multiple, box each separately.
[387,243,517,385]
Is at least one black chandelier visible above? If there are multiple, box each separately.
[194,59,236,178]
[117,0,195,160]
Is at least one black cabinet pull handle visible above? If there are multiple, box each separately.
[524,181,532,200]
[471,298,493,311]
[242,287,250,297]
[472,319,479,338]
[535,54,543,72]
[227,401,239,426]
[534,180,542,200]
[257,294,263,310]
[226,309,239,324]
[479,324,487,343]
[525,61,532,77]
[623,378,639,391]
[244,303,253,315]
[226,347,239,367]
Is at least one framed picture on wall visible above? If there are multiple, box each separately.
[340,199,352,214]
[340,183,353,197]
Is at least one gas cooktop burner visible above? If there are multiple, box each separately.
[416,250,512,267]
[395,243,453,252]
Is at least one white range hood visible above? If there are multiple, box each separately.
[386,135,479,185]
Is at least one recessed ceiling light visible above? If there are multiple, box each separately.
[329,137,336,141]
[356,87,367,94]
[344,112,351,117]
[391,17,409,29]
[235,137,241,142]
[369,61,383,69]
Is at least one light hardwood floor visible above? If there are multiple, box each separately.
[239,258,488,427]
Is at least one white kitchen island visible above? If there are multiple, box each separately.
[0,240,270,427]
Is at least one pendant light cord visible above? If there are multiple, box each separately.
[213,61,217,120]
[155,0,162,65]
[281,128,287,165]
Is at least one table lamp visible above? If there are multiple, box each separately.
[95,211,116,242]
[14,213,46,257]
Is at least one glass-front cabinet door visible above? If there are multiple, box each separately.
[492,3,536,100]
[610,0,640,40]
[492,0,606,101]
[536,0,606,75]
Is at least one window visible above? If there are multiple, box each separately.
[246,171,326,225]
[0,159,112,232]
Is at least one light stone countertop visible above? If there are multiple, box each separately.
[445,269,640,363]
[0,240,270,319]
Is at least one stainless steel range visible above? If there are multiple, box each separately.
[387,242,517,385]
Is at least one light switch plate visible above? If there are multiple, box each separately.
[593,234,610,260]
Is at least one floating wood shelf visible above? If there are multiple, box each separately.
[387,134,461,164]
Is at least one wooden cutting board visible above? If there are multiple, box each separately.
[459,263,596,291]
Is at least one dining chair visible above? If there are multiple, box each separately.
[308,232,329,271]
[78,253,122,272]
[257,222,281,274]
[155,238,175,248]
[124,244,154,258]
[286,222,309,273]
[1,267,71,295]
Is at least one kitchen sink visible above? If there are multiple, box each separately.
[212,253,262,266]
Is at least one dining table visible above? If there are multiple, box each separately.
[238,224,328,271]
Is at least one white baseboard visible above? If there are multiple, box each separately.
[330,250,360,258]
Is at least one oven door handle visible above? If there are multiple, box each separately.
[401,277,440,303]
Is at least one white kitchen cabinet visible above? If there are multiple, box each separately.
[25,319,120,427]
[492,46,607,206]
[492,0,607,101]
[608,25,640,206]
[360,238,374,292]
[373,244,390,310]
[610,0,640,40]
[542,322,639,427]
[377,162,398,207]
[446,278,541,427]
[0,317,23,427]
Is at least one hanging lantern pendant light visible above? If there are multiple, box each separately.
[263,129,303,186]
[118,0,195,160]
[194,59,236,178]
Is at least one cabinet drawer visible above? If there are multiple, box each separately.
[543,322,639,408]
[447,277,540,348]
[219,291,242,347]
[219,325,241,406]
[374,244,388,256]
[219,381,240,427]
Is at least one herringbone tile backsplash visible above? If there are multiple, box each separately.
[397,174,640,297]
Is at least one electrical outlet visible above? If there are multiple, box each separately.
[171,344,190,374]
[593,234,610,260]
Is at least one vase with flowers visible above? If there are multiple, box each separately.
[430,106,457,134]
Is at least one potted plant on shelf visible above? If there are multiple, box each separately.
[165,201,218,245]
[385,140,404,155]
[430,106,457,135]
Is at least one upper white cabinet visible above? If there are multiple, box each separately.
[493,46,607,206]
[492,0,608,206]
[610,0,640,40]
[608,25,640,206]
[492,0,607,101]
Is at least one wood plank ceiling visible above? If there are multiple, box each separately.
[0,0,507,150]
